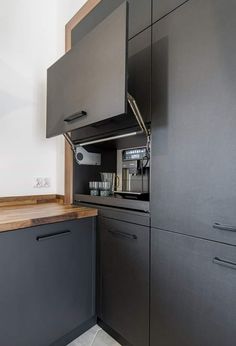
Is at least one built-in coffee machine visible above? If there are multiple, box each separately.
[115,146,150,200]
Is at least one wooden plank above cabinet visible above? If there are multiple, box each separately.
[0,194,64,208]
[65,0,102,52]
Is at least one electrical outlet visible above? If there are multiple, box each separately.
[34,177,51,188]
[43,177,51,188]
[34,177,44,188]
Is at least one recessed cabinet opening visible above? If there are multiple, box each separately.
[73,133,150,210]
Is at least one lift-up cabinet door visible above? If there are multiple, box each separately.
[46,2,128,138]
[71,0,152,42]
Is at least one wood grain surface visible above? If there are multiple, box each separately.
[0,194,64,207]
[0,203,97,232]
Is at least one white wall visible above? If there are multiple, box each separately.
[0,0,86,197]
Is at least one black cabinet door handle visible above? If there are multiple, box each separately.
[108,229,137,240]
[213,257,236,271]
[213,223,236,232]
[36,230,71,241]
[64,111,87,123]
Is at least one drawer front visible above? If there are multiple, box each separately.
[151,228,236,346]
[0,219,95,346]
[99,217,149,346]
[77,202,150,226]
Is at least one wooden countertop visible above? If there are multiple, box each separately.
[0,203,97,233]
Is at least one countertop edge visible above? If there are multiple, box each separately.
[0,204,98,233]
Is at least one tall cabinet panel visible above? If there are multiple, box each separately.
[128,27,151,124]
[152,0,188,22]
[127,0,151,38]
[151,0,236,245]
[151,228,236,346]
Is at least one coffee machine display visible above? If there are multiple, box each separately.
[115,146,150,200]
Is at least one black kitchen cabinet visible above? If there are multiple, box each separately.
[71,26,152,144]
[71,0,152,44]
[98,215,149,346]
[47,3,127,138]
[151,0,236,245]
[152,0,188,23]
[0,219,96,346]
[151,228,236,346]
[128,27,151,124]
[127,0,151,38]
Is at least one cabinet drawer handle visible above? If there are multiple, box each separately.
[64,111,87,123]
[108,229,137,240]
[213,223,236,232]
[36,230,71,241]
[213,257,236,270]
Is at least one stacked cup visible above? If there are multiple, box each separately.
[89,182,100,196]
[89,173,116,197]
[89,181,111,196]
[99,181,111,197]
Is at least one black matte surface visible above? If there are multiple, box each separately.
[0,219,96,346]
[152,0,189,22]
[151,0,236,245]
[75,194,150,213]
[98,216,149,346]
[151,228,236,346]
[71,0,151,43]
[47,3,128,138]
[70,26,151,144]
[128,27,151,124]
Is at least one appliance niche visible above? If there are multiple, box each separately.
[73,133,150,211]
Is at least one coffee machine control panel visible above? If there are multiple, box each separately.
[123,147,147,161]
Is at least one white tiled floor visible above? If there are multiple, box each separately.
[67,325,121,346]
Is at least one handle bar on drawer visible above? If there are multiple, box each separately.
[36,230,71,241]
[213,223,236,232]
[64,111,87,123]
[213,257,236,270]
[108,229,137,240]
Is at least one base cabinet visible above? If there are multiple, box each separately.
[0,219,96,346]
[151,228,236,346]
[98,216,149,346]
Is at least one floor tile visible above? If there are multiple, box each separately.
[67,325,121,346]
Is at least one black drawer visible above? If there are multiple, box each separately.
[98,217,149,346]
[151,228,236,346]
[0,219,96,346]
